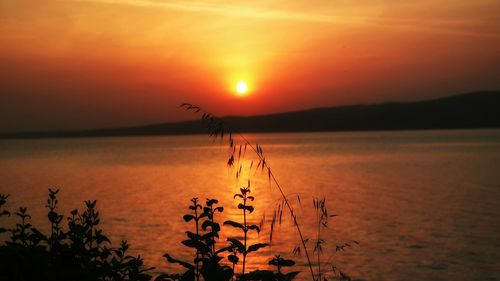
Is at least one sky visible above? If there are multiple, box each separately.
[1,0,499,132]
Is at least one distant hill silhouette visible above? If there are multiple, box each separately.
[2,91,499,139]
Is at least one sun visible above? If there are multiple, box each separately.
[235,81,248,96]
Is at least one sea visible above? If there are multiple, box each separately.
[1,129,499,281]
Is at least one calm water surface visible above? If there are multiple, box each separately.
[1,130,499,281]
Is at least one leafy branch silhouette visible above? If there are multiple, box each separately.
[224,183,269,276]
[179,103,316,281]
[0,190,153,281]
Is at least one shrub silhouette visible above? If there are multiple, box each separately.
[158,198,234,281]
[0,189,152,281]
[159,192,289,281]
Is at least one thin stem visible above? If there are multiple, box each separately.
[317,205,321,281]
[240,133,316,281]
[210,206,215,255]
[232,262,235,281]
[21,216,27,246]
[242,196,247,276]
[194,202,200,281]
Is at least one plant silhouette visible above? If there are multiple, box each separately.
[224,183,269,276]
[0,190,152,281]
[179,103,358,281]
[159,198,234,281]
[158,190,305,281]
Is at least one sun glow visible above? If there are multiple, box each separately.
[236,81,249,96]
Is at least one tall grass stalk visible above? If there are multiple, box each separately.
[179,103,317,281]
[313,197,328,281]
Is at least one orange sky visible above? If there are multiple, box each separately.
[1,0,499,132]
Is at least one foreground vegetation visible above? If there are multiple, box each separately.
[0,105,357,281]
[0,189,340,281]
[0,190,152,281]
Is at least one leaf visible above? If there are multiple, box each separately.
[96,234,110,244]
[181,239,211,253]
[48,211,58,223]
[181,239,200,248]
[247,225,260,233]
[202,221,220,232]
[183,214,195,222]
[246,243,268,253]
[223,220,244,230]
[281,259,296,267]
[211,222,221,232]
[227,254,239,264]
[185,231,199,240]
[238,204,254,213]
[206,199,218,206]
[215,246,233,254]
[201,220,211,231]
[284,271,300,280]
[201,232,216,240]
[163,253,194,270]
[227,238,245,252]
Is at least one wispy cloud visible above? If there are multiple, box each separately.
[360,16,500,39]
[65,0,336,23]
[62,0,500,38]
